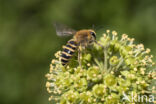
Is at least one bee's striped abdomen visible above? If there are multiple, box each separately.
[61,39,77,66]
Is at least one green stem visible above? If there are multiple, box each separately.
[94,58,103,71]
[104,47,107,70]
[116,57,124,71]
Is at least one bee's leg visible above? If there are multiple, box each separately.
[78,46,82,68]
[95,40,104,48]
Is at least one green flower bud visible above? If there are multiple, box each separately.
[106,93,119,104]
[63,91,79,103]
[117,78,130,93]
[100,36,110,46]
[84,53,92,61]
[74,78,87,91]
[110,40,117,50]
[104,74,117,87]
[92,84,106,97]
[60,98,66,104]
[121,71,129,77]
[110,40,117,46]
[118,78,131,86]
[55,77,63,87]
[74,67,87,77]
[125,58,135,65]
[62,78,72,87]
[87,66,100,82]
[117,85,128,94]
[120,46,132,57]
[80,91,93,103]
[109,56,119,66]
[114,42,120,52]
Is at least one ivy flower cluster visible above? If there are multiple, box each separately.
[46,30,155,104]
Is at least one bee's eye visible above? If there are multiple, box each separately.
[90,32,96,39]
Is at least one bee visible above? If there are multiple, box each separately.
[54,22,97,66]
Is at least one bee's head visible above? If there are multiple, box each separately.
[74,29,96,46]
[89,30,96,39]
[88,30,96,43]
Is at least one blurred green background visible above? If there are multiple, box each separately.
[0,0,156,104]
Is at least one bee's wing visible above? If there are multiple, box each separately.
[53,22,77,36]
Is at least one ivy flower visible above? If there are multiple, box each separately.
[45,30,155,104]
